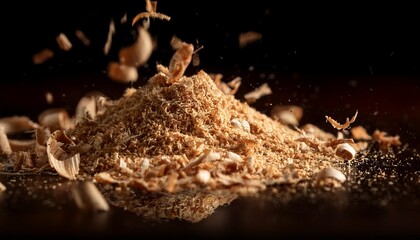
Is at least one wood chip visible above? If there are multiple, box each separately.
[104,19,116,55]
[0,181,6,192]
[325,111,358,130]
[244,83,272,104]
[315,167,346,184]
[71,181,110,212]
[0,126,12,155]
[335,143,356,160]
[47,130,80,180]
[8,139,36,152]
[56,33,72,51]
[0,116,38,135]
[350,125,372,140]
[38,108,72,131]
[107,62,138,83]
[373,130,401,151]
[75,30,91,46]
[271,105,303,126]
[239,31,262,48]
[32,48,54,65]
[119,26,153,67]
[165,36,194,84]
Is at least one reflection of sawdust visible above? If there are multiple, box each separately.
[99,186,237,223]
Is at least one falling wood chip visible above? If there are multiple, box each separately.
[0,182,6,192]
[244,83,272,104]
[33,48,54,65]
[104,19,116,55]
[119,26,153,67]
[239,31,262,48]
[56,33,72,51]
[325,111,358,130]
[75,30,91,46]
[107,62,139,83]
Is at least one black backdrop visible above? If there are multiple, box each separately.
[1,0,420,77]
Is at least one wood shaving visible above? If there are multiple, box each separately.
[32,48,54,65]
[56,33,72,51]
[271,105,303,126]
[212,74,242,95]
[244,83,272,104]
[103,19,116,55]
[119,26,153,67]
[38,108,72,132]
[239,31,262,48]
[0,116,38,135]
[373,129,401,151]
[107,62,138,83]
[325,111,358,130]
[351,125,372,140]
[47,130,80,180]
[71,181,110,212]
[0,181,6,192]
[0,126,12,155]
[301,123,335,141]
[75,30,91,46]
[335,143,356,160]
[161,36,194,84]
[132,0,170,26]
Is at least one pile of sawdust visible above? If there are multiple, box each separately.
[68,70,340,221]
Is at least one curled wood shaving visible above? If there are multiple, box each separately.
[8,139,35,152]
[119,26,153,67]
[0,126,12,155]
[244,83,272,104]
[335,143,356,160]
[132,12,171,26]
[132,0,170,26]
[47,130,80,180]
[315,167,346,184]
[165,36,194,84]
[212,74,242,95]
[0,181,5,192]
[0,116,38,135]
[325,111,358,130]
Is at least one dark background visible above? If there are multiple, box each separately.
[0,0,419,137]
[1,0,420,75]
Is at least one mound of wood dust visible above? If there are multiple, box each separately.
[66,70,341,222]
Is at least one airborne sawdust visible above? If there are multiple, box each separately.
[66,70,342,221]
